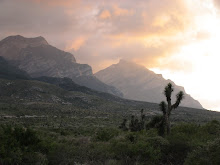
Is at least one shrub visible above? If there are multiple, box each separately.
[0,125,44,164]
[94,128,119,142]
[185,138,220,165]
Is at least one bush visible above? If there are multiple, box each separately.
[184,138,220,165]
[0,125,46,164]
[94,128,119,142]
[110,132,169,165]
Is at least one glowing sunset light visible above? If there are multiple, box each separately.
[150,0,220,111]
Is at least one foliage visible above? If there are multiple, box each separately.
[146,115,165,136]
[94,128,119,141]
[184,138,220,165]
[119,109,146,132]
[0,125,47,164]
[0,120,220,164]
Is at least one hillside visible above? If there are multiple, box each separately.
[0,77,219,125]
[95,59,202,109]
[0,56,29,80]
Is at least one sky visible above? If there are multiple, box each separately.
[0,0,220,111]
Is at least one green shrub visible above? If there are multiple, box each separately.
[185,138,220,165]
[110,133,169,165]
[94,128,119,142]
[0,125,46,164]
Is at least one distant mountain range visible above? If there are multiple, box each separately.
[95,59,203,109]
[0,50,217,125]
[0,35,203,109]
[0,55,130,106]
[0,54,216,124]
[0,35,122,97]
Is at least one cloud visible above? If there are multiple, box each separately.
[65,36,87,51]
[112,5,134,17]
[213,0,220,9]
[0,0,197,72]
[25,0,81,7]
[99,10,111,19]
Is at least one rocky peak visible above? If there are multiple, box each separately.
[95,60,203,109]
[0,35,48,48]
[0,35,123,97]
[104,59,156,80]
[0,35,77,63]
[118,59,140,67]
[117,59,151,71]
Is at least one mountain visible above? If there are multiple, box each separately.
[34,76,127,103]
[0,35,122,97]
[0,56,30,80]
[0,75,219,125]
[0,55,127,106]
[95,59,203,109]
[0,57,218,124]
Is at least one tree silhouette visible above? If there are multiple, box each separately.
[160,83,184,136]
[119,119,128,131]
[119,109,146,132]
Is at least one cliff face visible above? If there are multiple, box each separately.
[0,56,30,80]
[0,35,82,76]
[0,35,123,97]
[95,60,203,109]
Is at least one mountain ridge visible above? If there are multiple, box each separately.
[95,59,203,109]
[0,35,123,97]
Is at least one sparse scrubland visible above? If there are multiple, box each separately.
[0,69,220,164]
[1,118,220,165]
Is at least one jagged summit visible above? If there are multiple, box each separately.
[2,35,48,43]
[1,35,48,47]
[116,59,155,72]
[101,59,162,81]
[0,35,52,61]
[118,59,144,67]
[118,59,130,63]
[95,60,203,109]
[0,34,76,61]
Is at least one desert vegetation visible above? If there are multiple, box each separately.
[0,82,220,164]
[1,120,220,164]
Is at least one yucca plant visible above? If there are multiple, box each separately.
[160,83,184,136]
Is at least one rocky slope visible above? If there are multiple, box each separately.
[95,59,203,109]
[0,56,30,80]
[0,60,218,123]
[0,35,122,97]
[1,77,219,124]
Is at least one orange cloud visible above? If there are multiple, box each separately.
[30,0,81,7]
[99,10,111,19]
[152,14,171,27]
[65,36,87,51]
[112,5,134,16]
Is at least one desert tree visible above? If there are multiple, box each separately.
[160,83,184,136]
[119,109,146,132]
[119,119,128,131]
